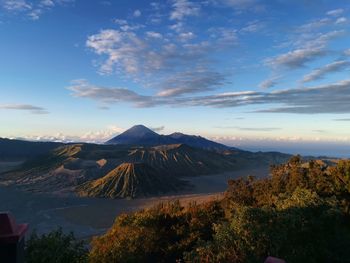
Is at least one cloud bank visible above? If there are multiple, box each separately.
[68,79,350,114]
[0,0,74,20]
[0,104,48,114]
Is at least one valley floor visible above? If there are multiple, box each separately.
[0,165,269,239]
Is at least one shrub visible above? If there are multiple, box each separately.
[25,228,87,263]
[88,157,350,262]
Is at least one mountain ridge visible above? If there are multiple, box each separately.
[0,126,292,198]
[106,125,233,151]
[106,125,178,146]
[0,138,63,161]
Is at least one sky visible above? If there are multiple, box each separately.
[0,0,350,156]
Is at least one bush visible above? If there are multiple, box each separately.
[89,201,224,263]
[25,228,87,263]
[63,157,350,262]
[186,189,350,263]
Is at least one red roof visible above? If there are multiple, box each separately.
[265,256,286,263]
[0,212,28,244]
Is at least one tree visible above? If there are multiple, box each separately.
[89,201,224,263]
[25,228,87,263]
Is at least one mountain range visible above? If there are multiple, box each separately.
[106,125,232,151]
[0,125,291,198]
[0,138,62,161]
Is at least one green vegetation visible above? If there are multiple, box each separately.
[25,228,87,263]
[89,156,350,263]
[23,156,350,262]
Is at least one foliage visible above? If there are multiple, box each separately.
[88,157,350,263]
[89,200,224,263]
[186,188,350,263]
[25,228,87,263]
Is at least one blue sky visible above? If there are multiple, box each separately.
[0,0,350,156]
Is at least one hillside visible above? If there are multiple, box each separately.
[88,157,350,263]
[0,127,291,197]
[0,143,240,192]
[125,144,239,176]
[0,144,117,192]
[0,141,291,195]
[0,138,63,161]
[77,162,186,198]
[167,132,231,151]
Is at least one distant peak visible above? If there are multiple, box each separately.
[131,124,149,129]
[106,125,162,145]
[129,124,154,131]
[121,125,158,136]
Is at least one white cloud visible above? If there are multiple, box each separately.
[209,27,238,47]
[240,20,264,33]
[113,19,145,32]
[86,29,146,74]
[297,18,331,32]
[326,8,344,17]
[28,8,41,20]
[0,103,48,114]
[69,78,350,114]
[86,29,123,54]
[169,21,184,32]
[266,47,326,68]
[68,79,154,107]
[178,31,195,42]
[266,30,344,69]
[40,0,54,7]
[150,2,160,10]
[86,27,232,95]
[133,9,141,17]
[79,125,124,142]
[156,70,226,97]
[17,125,124,143]
[114,18,127,25]
[0,0,74,20]
[145,31,163,39]
[150,126,165,132]
[259,76,280,89]
[84,1,347,113]
[2,0,31,11]
[119,23,144,32]
[335,17,347,25]
[170,0,200,20]
[302,60,350,83]
[283,27,344,51]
